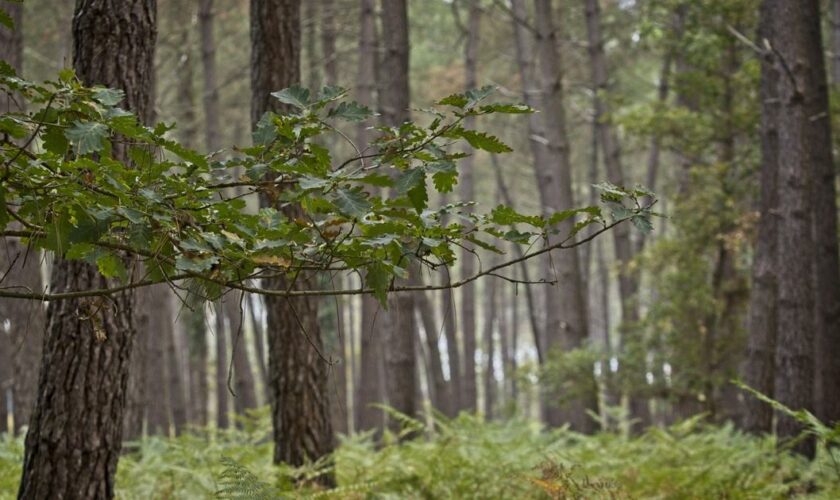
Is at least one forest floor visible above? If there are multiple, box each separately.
[1,407,838,498]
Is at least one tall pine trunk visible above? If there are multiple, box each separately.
[532,0,597,433]
[379,0,418,429]
[354,0,387,434]
[251,0,334,479]
[457,0,481,413]
[17,2,155,496]
[760,0,827,458]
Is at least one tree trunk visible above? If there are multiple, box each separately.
[354,0,387,434]
[17,1,155,496]
[184,304,208,427]
[320,0,337,86]
[225,292,258,418]
[482,277,497,419]
[832,0,840,85]
[761,0,825,458]
[455,0,481,414]
[215,301,229,429]
[356,296,387,433]
[532,0,597,433]
[246,294,268,388]
[379,0,418,428]
[198,0,221,152]
[813,5,840,428]
[142,285,172,436]
[251,0,334,480]
[163,298,187,436]
[582,0,649,431]
[415,290,450,415]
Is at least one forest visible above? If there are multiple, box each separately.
[0,0,839,498]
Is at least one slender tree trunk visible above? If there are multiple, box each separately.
[17,2,155,496]
[415,289,450,414]
[246,294,268,388]
[142,285,172,436]
[173,0,197,148]
[813,4,840,429]
[303,0,319,90]
[482,277,497,419]
[832,0,840,85]
[198,0,221,152]
[320,0,337,86]
[225,292,258,418]
[215,301,229,429]
[185,304,208,427]
[457,0,481,414]
[582,0,649,431]
[761,0,825,458]
[251,0,334,479]
[379,0,418,428]
[354,0,387,435]
[532,0,597,433]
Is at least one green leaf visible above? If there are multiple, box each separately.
[65,121,109,155]
[328,101,373,122]
[366,263,391,307]
[395,168,425,194]
[330,187,371,218]
[461,130,512,153]
[0,8,14,30]
[92,87,124,106]
[42,125,69,155]
[464,85,496,108]
[407,181,428,213]
[176,254,220,273]
[631,214,653,234]
[490,205,544,228]
[270,85,310,109]
[96,252,128,282]
[355,173,394,187]
[478,103,533,114]
[437,93,469,108]
[252,113,277,145]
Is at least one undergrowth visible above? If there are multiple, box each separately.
[0,403,838,499]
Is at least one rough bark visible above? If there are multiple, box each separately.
[532,0,597,433]
[251,0,334,479]
[762,0,823,458]
[17,2,155,496]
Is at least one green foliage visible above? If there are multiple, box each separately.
[1,405,838,498]
[0,72,653,308]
